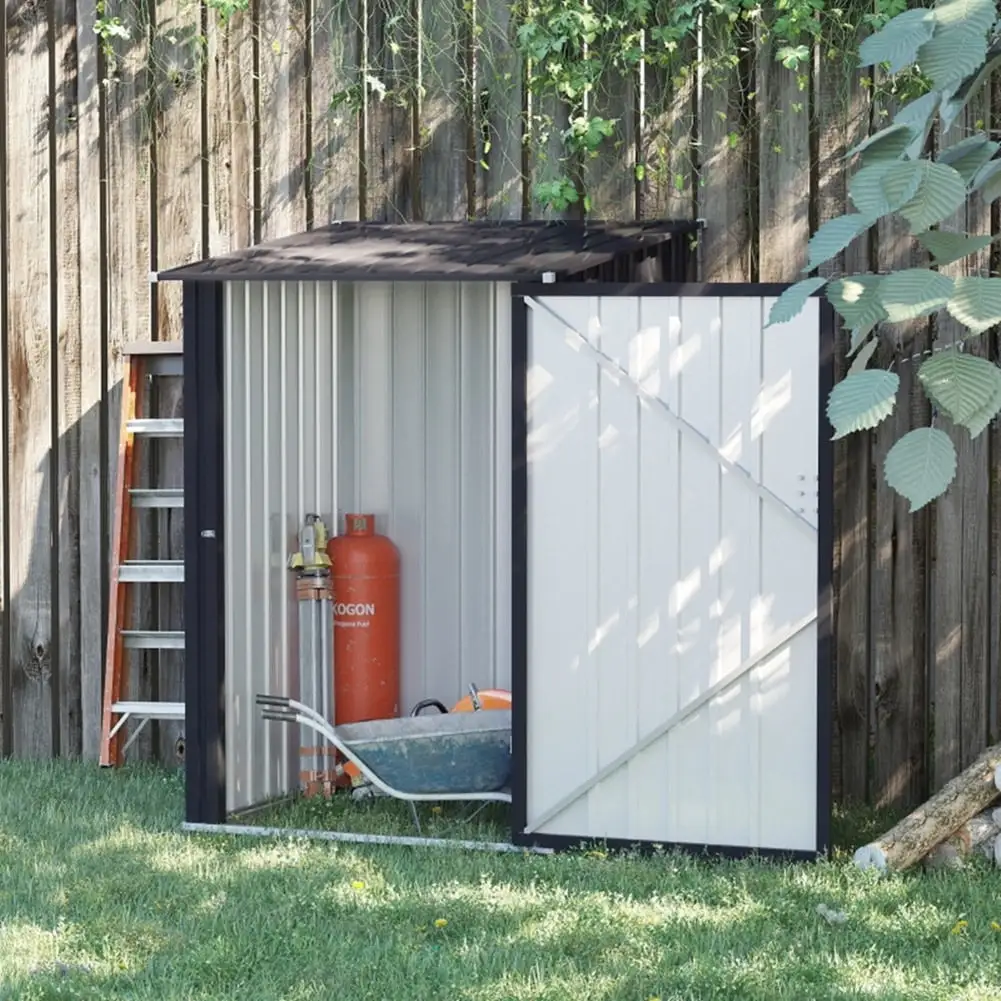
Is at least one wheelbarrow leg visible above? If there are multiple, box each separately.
[408,801,422,834]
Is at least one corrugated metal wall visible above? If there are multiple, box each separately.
[223,279,510,814]
[338,281,511,714]
[523,293,820,852]
[223,281,340,814]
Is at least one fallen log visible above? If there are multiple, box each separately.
[922,808,1000,870]
[854,742,1001,873]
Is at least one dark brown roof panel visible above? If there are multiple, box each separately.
[157,219,701,283]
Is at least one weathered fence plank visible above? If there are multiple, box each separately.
[152,0,202,763]
[756,43,809,280]
[6,0,57,759]
[104,0,155,761]
[55,0,84,759]
[311,0,361,223]
[870,85,930,806]
[206,12,255,252]
[259,0,309,237]
[421,0,470,219]
[816,41,872,804]
[697,17,752,282]
[76,0,106,763]
[477,0,523,218]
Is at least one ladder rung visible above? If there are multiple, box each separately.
[129,488,184,508]
[122,630,185,650]
[119,561,184,583]
[126,418,184,437]
[111,701,185,720]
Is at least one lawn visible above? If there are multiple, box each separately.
[3,761,1001,1000]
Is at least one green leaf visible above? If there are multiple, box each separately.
[848,335,881,376]
[940,46,1001,130]
[971,159,1001,205]
[918,349,1001,426]
[946,276,1001,333]
[897,161,968,233]
[845,123,916,167]
[827,275,888,330]
[849,161,922,219]
[883,427,957,511]
[893,91,940,160]
[916,14,989,90]
[807,214,876,272]
[916,230,994,267]
[931,0,997,39]
[826,369,900,439]
[878,269,954,322]
[937,135,1000,183]
[765,277,827,327]
[964,371,1001,437]
[858,7,935,73]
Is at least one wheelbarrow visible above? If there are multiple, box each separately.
[255,690,512,833]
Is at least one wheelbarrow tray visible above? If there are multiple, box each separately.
[335,710,512,796]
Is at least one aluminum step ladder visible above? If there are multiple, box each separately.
[99,342,185,767]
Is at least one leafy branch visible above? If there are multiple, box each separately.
[768,0,1001,511]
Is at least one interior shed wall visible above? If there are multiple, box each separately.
[336,281,512,715]
[222,279,510,815]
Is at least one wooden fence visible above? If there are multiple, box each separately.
[0,0,997,810]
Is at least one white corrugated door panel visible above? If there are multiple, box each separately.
[523,292,822,853]
[525,293,600,839]
[757,294,819,851]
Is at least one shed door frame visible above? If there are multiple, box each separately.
[509,282,835,859]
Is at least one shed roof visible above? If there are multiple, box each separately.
[156,219,701,284]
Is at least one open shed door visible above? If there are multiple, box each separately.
[512,286,833,857]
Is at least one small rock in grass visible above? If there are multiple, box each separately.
[816,903,848,924]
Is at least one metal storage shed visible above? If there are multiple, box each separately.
[159,219,833,860]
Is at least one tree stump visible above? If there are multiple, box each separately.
[854,742,1001,873]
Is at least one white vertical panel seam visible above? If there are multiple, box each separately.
[330,282,338,527]
[421,282,430,699]
[281,282,291,787]
[296,281,305,523]
[457,284,465,689]
[263,282,273,795]
[353,286,362,511]
[243,282,254,799]
[756,295,766,847]
[224,282,234,812]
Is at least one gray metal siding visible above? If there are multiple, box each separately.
[223,281,339,815]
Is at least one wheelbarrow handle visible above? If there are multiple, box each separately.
[256,693,291,708]
[410,698,449,716]
[261,709,297,724]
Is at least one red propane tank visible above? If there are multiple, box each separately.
[327,514,401,725]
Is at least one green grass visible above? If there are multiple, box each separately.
[3,761,1001,1000]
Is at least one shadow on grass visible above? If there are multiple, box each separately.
[3,760,1001,1001]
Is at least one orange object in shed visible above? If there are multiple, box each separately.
[327,514,401,726]
[451,688,511,713]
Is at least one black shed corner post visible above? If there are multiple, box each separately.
[814,294,837,859]
[183,279,227,825]
[509,293,530,842]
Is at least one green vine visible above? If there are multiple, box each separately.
[513,0,932,212]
